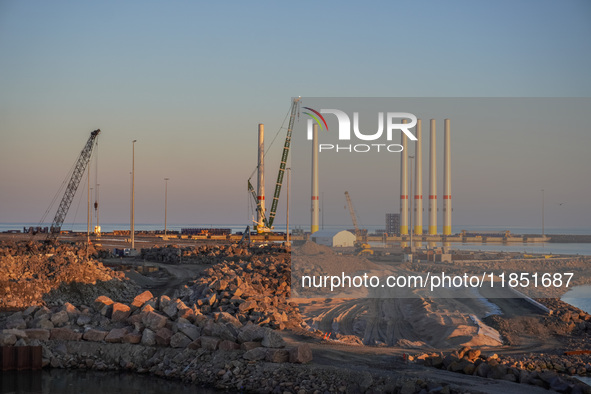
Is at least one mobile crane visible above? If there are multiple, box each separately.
[248,98,301,233]
[47,129,101,240]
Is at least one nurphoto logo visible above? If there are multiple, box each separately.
[305,108,417,153]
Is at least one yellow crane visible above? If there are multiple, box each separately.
[344,191,373,256]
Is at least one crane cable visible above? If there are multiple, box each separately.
[248,101,295,180]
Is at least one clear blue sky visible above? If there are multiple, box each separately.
[0,1,590,229]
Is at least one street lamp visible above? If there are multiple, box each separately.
[164,178,170,236]
[541,189,545,238]
[409,155,415,249]
[131,140,137,250]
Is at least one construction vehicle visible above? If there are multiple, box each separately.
[47,129,101,240]
[344,191,374,256]
[248,97,301,233]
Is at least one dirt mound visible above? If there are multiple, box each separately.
[293,241,334,256]
[0,240,138,309]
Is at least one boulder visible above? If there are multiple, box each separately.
[132,291,153,309]
[155,327,173,346]
[50,310,69,326]
[0,333,17,346]
[105,328,128,343]
[94,295,114,312]
[24,329,50,341]
[6,318,26,330]
[76,315,92,326]
[243,347,267,361]
[141,328,156,346]
[111,303,131,322]
[218,340,240,351]
[261,329,285,348]
[50,328,82,341]
[237,324,266,343]
[289,344,313,363]
[177,323,201,341]
[241,341,262,351]
[200,336,220,351]
[142,311,168,331]
[83,329,108,342]
[122,333,142,344]
[170,332,191,348]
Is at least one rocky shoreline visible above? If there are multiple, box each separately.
[3,239,591,393]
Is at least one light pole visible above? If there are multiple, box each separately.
[409,155,415,249]
[541,189,545,238]
[164,178,170,236]
[131,140,137,250]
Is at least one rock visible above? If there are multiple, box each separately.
[237,324,266,343]
[200,336,220,351]
[122,332,142,344]
[50,328,82,341]
[214,312,242,329]
[6,318,26,330]
[476,362,490,378]
[105,328,128,343]
[23,306,39,317]
[111,303,131,322]
[243,347,267,361]
[239,300,257,312]
[266,348,289,363]
[241,341,262,351]
[188,339,201,350]
[141,328,156,346]
[94,295,114,312]
[63,302,80,316]
[465,349,481,361]
[170,332,191,348]
[0,333,17,346]
[289,344,313,363]
[24,329,50,341]
[132,291,153,309]
[76,314,92,326]
[34,306,51,319]
[162,303,178,319]
[218,340,240,351]
[207,322,237,341]
[177,323,201,341]
[50,310,69,326]
[155,327,173,346]
[142,311,168,331]
[262,329,285,348]
[83,329,107,342]
[487,365,508,380]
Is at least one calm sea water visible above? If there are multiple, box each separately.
[1,369,218,394]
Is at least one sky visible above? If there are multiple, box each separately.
[0,1,590,230]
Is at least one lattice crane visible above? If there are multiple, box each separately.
[248,97,300,232]
[48,129,101,239]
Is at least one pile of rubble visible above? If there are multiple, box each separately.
[183,248,302,330]
[417,347,591,393]
[0,290,312,366]
[140,244,254,265]
[0,240,137,309]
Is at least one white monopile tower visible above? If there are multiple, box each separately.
[311,122,320,233]
[257,124,266,230]
[414,119,423,235]
[429,119,437,235]
[400,119,409,235]
[443,119,452,236]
